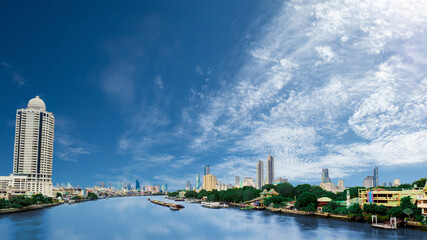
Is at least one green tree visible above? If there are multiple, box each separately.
[295,192,317,211]
[56,192,63,198]
[412,178,427,188]
[197,190,208,199]
[184,190,197,199]
[275,182,294,198]
[363,203,378,214]
[0,198,9,209]
[264,196,288,208]
[322,201,339,213]
[348,204,362,215]
[261,184,275,191]
[87,192,98,200]
[388,207,404,218]
[334,207,348,215]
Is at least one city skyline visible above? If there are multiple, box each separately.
[1,1,427,189]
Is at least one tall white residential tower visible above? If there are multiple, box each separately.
[256,160,263,189]
[12,96,55,196]
[266,155,274,185]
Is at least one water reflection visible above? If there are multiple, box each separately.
[0,196,425,240]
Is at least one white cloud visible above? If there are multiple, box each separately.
[189,0,427,182]
[154,75,164,89]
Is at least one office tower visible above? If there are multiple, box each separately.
[266,155,274,185]
[321,169,331,183]
[196,174,201,190]
[11,96,55,197]
[186,181,191,190]
[383,182,386,187]
[135,180,140,191]
[242,177,256,188]
[389,182,392,187]
[235,176,240,187]
[256,160,264,189]
[100,181,105,188]
[393,179,401,187]
[364,176,374,188]
[373,167,379,187]
[274,177,288,183]
[202,174,217,191]
[204,165,210,175]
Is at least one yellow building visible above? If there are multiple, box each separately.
[203,174,217,191]
[417,182,427,216]
[359,188,421,208]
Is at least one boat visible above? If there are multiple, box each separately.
[201,202,221,208]
[240,206,254,210]
[170,206,181,210]
[148,198,150,201]
[221,203,229,208]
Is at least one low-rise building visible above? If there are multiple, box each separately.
[358,188,421,208]
[417,182,427,216]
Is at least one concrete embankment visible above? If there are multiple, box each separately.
[0,202,62,215]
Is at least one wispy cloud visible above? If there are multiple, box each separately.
[1,62,28,86]
[154,75,164,89]
[189,0,427,182]
[55,115,94,162]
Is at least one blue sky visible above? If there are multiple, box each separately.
[0,0,426,190]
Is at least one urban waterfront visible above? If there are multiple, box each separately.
[0,196,425,240]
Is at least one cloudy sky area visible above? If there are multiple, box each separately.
[0,0,426,189]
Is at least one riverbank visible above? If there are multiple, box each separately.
[0,202,62,215]
[183,198,427,231]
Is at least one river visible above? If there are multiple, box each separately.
[0,196,426,240]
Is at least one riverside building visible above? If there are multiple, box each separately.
[266,155,274,185]
[203,174,217,191]
[256,160,263,189]
[0,96,55,198]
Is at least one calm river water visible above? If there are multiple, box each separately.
[0,196,426,240]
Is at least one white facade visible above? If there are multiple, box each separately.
[11,96,55,197]
[242,177,256,188]
[256,160,263,189]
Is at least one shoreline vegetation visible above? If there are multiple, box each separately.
[168,179,427,231]
[0,192,166,215]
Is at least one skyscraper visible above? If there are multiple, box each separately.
[204,165,210,175]
[373,167,379,187]
[203,174,217,191]
[196,174,201,190]
[186,181,191,190]
[321,169,331,183]
[235,176,240,187]
[363,176,374,188]
[256,160,264,189]
[135,180,140,191]
[12,96,55,197]
[266,155,274,185]
[100,181,105,188]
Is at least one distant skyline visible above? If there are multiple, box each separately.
[1,0,426,190]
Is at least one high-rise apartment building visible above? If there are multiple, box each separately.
[186,181,191,190]
[204,165,210,176]
[373,167,379,187]
[235,176,240,187]
[135,180,140,191]
[2,96,55,197]
[256,160,264,189]
[196,174,201,190]
[202,174,217,191]
[364,176,374,188]
[321,169,331,183]
[266,155,274,185]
